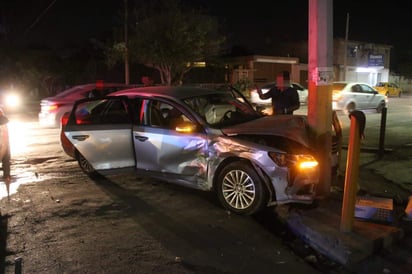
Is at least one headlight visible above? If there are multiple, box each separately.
[4,93,21,108]
[269,152,318,170]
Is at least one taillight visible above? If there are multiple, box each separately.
[61,112,70,126]
[332,91,342,101]
[43,104,60,112]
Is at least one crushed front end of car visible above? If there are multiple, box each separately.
[219,115,322,206]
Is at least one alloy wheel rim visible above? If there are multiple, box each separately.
[222,170,256,209]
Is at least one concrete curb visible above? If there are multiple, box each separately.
[275,196,404,267]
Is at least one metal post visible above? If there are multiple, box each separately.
[14,257,22,274]
[343,13,349,81]
[124,0,130,85]
[378,107,387,158]
[340,111,365,232]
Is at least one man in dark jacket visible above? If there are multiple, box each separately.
[257,71,300,115]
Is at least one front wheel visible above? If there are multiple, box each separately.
[216,161,268,215]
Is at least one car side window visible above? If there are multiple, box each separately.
[141,99,189,129]
[360,84,375,94]
[74,98,131,125]
[351,85,361,93]
[99,99,131,124]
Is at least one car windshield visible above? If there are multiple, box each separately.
[376,82,386,87]
[183,92,261,128]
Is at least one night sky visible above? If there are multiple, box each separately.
[2,0,410,62]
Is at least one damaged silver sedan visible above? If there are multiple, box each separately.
[61,86,325,215]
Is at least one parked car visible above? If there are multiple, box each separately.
[374,82,402,97]
[332,82,387,113]
[38,82,138,127]
[249,82,308,107]
[0,107,10,181]
[61,86,340,215]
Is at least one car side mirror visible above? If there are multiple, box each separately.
[175,121,197,133]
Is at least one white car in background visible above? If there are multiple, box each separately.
[332,82,387,113]
[38,82,138,128]
[249,82,308,107]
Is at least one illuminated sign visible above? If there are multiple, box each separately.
[368,54,384,67]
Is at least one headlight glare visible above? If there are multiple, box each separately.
[269,152,318,169]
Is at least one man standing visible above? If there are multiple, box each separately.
[257,71,300,115]
[0,107,11,196]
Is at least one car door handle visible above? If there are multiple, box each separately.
[135,136,148,142]
[72,135,89,141]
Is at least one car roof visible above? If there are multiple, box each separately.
[54,83,134,98]
[109,85,227,100]
[333,81,371,86]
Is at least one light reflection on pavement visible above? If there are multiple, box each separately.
[2,113,60,200]
[0,171,43,200]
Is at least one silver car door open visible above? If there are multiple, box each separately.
[64,97,135,170]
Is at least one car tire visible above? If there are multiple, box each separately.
[216,161,267,215]
[77,151,100,179]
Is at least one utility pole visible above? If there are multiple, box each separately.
[308,0,334,196]
[124,0,130,85]
[343,13,349,81]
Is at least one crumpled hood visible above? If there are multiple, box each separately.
[221,115,312,147]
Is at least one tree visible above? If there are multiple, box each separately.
[107,0,225,85]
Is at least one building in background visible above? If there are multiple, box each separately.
[224,55,301,87]
[221,39,392,89]
[334,38,392,85]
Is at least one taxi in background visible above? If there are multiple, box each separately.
[374,82,402,97]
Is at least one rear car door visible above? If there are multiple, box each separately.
[63,97,135,171]
[349,84,368,109]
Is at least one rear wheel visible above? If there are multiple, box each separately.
[345,102,356,114]
[216,161,268,215]
[77,151,100,179]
